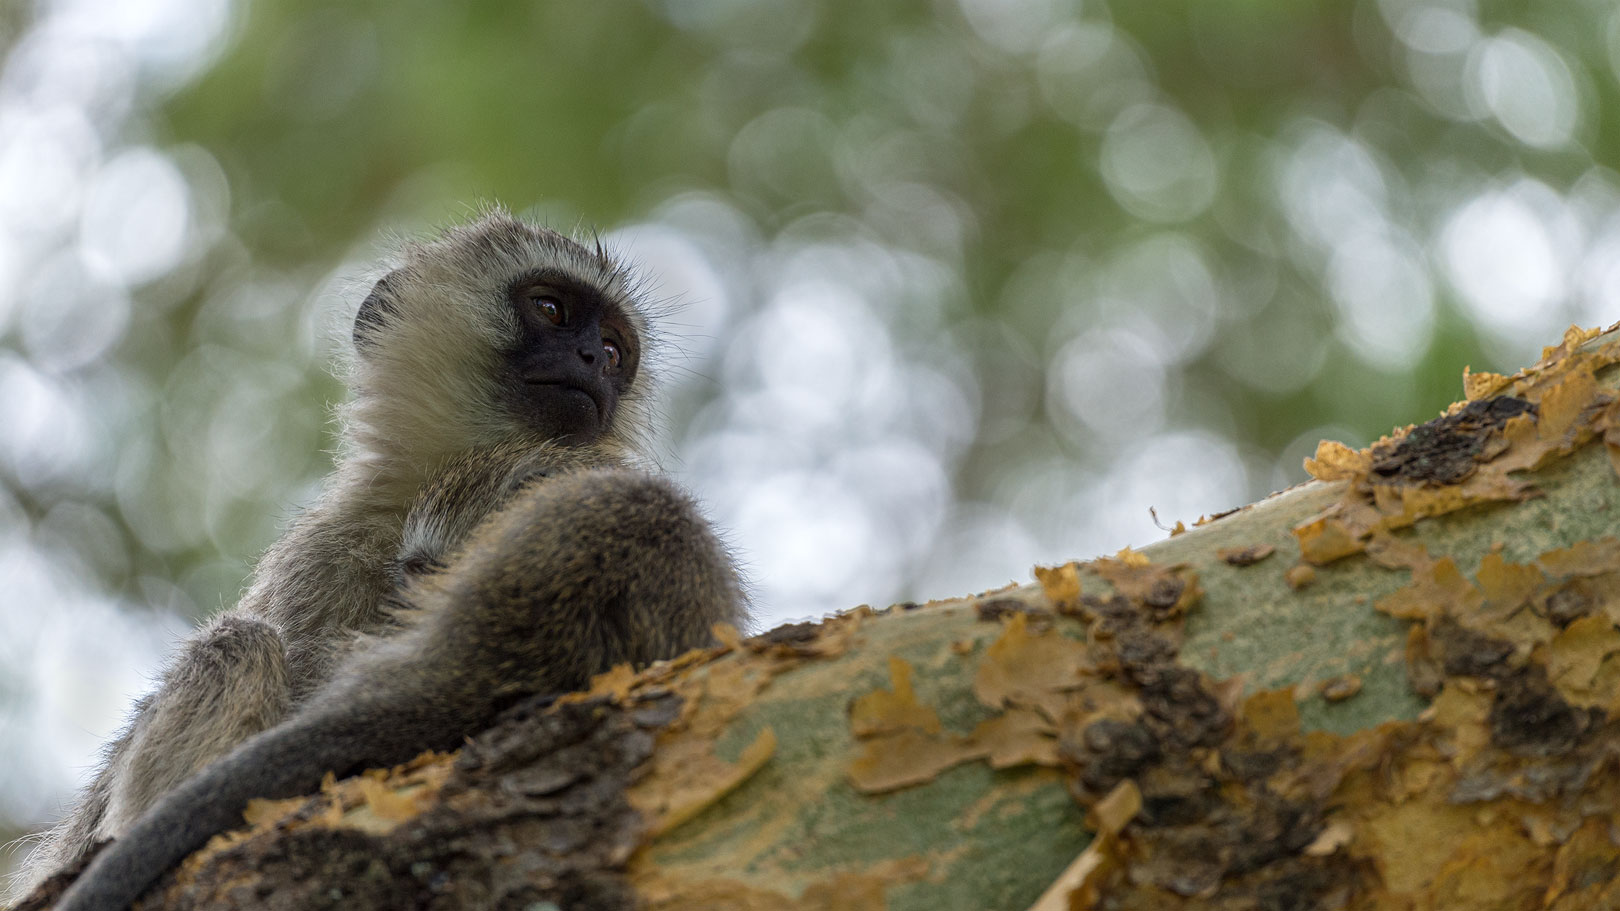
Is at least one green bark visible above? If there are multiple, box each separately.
[28,330,1620,911]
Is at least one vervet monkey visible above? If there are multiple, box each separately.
[11,213,741,901]
[54,440,744,911]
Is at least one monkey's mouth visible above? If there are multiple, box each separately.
[526,379,600,411]
[519,379,606,440]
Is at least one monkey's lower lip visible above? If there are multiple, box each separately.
[526,380,602,418]
[527,380,593,397]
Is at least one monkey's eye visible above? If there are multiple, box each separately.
[530,294,564,325]
[603,340,621,370]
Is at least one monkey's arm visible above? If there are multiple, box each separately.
[48,677,453,911]
[53,469,743,911]
[5,617,293,904]
[105,617,294,824]
[52,439,605,886]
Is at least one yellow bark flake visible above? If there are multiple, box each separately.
[1421,682,1491,765]
[1535,364,1599,439]
[1373,556,1480,622]
[628,637,791,836]
[579,662,641,702]
[633,726,777,837]
[342,773,442,834]
[1546,614,1620,706]
[1536,537,1620,578]
[847,726,978,794]
[634,857,929,911]
[1284,563,1316,590]
[1033,561,1082,609]
[1319,674,1362,702]
[1302,439,1371,482]
[1111,546,1152,568]
[849,656,942,737]
[1294,514,1364,565]
[849,613,1085,793]
[1089,780,1141,835]
[1474,551,1544,611]
[846,708,1064,794]
[232,750,453,844]
[1240,687,1300,741]
[973,611,1091,716]
[971,707,1060,769]
[1362,531,1431,570]
[1462,366,1511,401]
[1025,840,1116,911]
[1303,821,1354,856]
[1542,323,1605,362]
[800,607,870,658]
[1193,507,1240,527]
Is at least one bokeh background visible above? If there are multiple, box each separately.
[0,0,1612,875]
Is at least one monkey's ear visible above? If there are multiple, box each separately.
[352,273,399,352]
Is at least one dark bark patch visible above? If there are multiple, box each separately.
[744,620,838,658]
[1538,582,1596,626]
[974,597,1049,623]
[1049,556,1382,908]
[1487,669,1598,758]
[140,692,680,911]
[1064,718,1160,795]
[1431,618,1518,681]
[1058,598,1363,906]
[747,620,819,646]
[1368,395,1535,486]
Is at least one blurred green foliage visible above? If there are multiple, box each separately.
[5,0,1620,852]
[14,0,1620,629]
[150,0,1535,461]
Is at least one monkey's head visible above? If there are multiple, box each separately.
[343,211,654,486]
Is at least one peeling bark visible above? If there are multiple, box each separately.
[25,324,1620,911]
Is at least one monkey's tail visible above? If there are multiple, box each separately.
[51,697,442,911]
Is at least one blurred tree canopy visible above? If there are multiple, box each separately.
[2,0,1618,859]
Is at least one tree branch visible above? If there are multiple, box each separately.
[26,325,1620,911]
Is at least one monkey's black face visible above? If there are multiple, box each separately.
[502,268,639,444]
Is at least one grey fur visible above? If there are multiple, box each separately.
[6,211,682,902]
[55,442,743,911]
